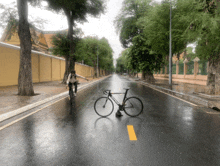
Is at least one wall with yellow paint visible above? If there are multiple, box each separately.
[32,54,39,83]
[0,42,65,87]
[61,60,65,79]
[40,55,52,82]
[0,42,103,87]
[52,58,61,81]
[0,45,20,86]
[75,62,94,77]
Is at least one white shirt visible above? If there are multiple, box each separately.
[66,73,86,85]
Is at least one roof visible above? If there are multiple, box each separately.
[0,20,68,52]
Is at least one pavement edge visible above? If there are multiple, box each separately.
[0,76,111,122]
[128,77,220,111]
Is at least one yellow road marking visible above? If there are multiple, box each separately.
[127,125,137,141]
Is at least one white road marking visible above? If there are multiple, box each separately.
[0,96,67,131]
[139,82,198,106]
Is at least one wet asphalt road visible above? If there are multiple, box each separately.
[0,74,220,166]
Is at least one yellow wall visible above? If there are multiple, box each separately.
[0,46,19,86]
[52,58,61,81]
[61,60,65,79]
[32,54,39,83]
[40,55,52,82]
[0,43,66,87]
[75,63,94,77]
[0,42,103,87]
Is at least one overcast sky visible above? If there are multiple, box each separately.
[0,0,165,61]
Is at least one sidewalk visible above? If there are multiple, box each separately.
[128,76,220,111]
[0,76,109,122]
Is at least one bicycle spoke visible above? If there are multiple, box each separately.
[94,97,114,117]
[124,97,143,117]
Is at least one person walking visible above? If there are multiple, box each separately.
[66,70,88,96]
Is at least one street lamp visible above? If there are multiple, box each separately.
[169,0,172,85]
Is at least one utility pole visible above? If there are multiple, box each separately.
[97,45,99,77]
[169,0,172,85]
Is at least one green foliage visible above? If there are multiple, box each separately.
[177,0,220,61]
[116,50,128,73]
[45,0,106,23]
[50,28,82,58]
[50,32,71,58]
[128,34,164,73]
[114,0,151,48]
[75,36,114,71]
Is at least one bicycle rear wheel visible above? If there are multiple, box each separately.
[94,97,114,117]
[124,97,143,117]
[69,89,74,99]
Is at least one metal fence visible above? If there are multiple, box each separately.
[179,63,184,75]
[187,61,194,74]
[198,60,208,75]
[172,64,176,74]
[162,66,165,74]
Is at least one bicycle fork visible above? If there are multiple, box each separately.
[103,97,109,108]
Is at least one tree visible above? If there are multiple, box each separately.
[0,0,46,96]
[16,0,46,96]
[50,28,83,82]
[176,0,220,94]
[45,0,105,82]
[75,36,114,76]
[128,34,164,81]
[114,0,151,48]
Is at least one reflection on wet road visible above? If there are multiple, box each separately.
[0,74,220,166]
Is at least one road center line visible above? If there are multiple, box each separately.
[127,125,137,141]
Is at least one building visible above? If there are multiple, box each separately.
[0,21,67,54]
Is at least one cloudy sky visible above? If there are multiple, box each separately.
[0,0,163,60]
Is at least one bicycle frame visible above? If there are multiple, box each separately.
[106,89,129,107]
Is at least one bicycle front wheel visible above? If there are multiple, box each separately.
[124,97,143,117]
[94,97,114,117]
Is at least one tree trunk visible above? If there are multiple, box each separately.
[62,56,70,83]
[64,9,75,83]
[17,0,34,96]
[93,61,97,77]
[145,70,155,83]
[141,70,145,80]
[207,57,220,94]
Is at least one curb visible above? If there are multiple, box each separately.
[0,76,111,122]
[129,77,220,110]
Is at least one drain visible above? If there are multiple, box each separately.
[212,107,220,112]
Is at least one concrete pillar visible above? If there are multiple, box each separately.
[207,62,209,73]
[176,60,179,75]
[183,59,189,78]
[193,57,200,78]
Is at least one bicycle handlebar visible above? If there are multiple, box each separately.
[103,90,111,95]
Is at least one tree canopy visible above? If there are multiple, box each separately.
[75,36,114,76]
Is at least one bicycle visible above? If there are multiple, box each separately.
[94,88,143,117]
[66,84,75,101]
